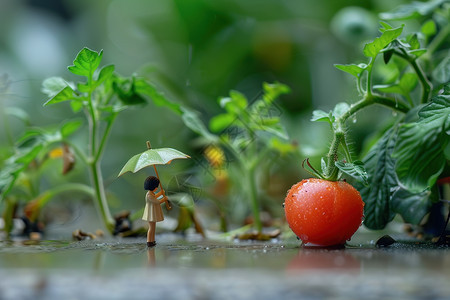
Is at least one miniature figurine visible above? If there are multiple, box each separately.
[143,176,168,247]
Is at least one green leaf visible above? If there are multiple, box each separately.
[432,56,450,84]
[113,77,146,105]
[333,102,350,119]
[417,93,450,125]
[181,107,218,142]
[262,82,290,105]
[393,94,449,191]
[134,78,181,113]
[96,65,115,85]
[5,107,30,125]
[383,49,395,64]
[311,110,332,125]
[229,90,248,109]
[43,86,78,106]
[260,123,289,140]
[363,26,404,58]
[269,138,296,155]
[68,48,103,77]
[408,49,427,57]
[219,91,248,115]
[60,120,83,138]
[391,187,433,224]
[334,63,367,78]
[41,77,71,97]
[335,160,368,185]
[399,73,418,92]
[407,34,420,50]
[374,72,417,98]
[209,113,235,133]
[0,142,45,199]
[380,0,446,20]
[358,127,398,229]
[379,21,393,32]
[421,20,437,37]
[70,101,84,113]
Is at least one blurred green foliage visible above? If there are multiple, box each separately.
[1,0,425,234]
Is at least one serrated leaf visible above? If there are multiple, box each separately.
[334,64,367,78]
[391,187,433,224]
[393,94,449,191]
[358,128,398,229]
[363,26,404,58]
[68,48,103,77]
[335,160,368,185]
[418,93,450,123]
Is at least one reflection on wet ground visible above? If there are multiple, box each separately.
[0,234,449,299]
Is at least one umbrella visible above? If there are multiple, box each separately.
[118,141,190,209]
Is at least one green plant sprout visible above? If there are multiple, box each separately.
[40,47,175,233]
[162,82,292,238]
[306,1,449,234]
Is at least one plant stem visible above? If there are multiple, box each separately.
[324,92,410,181]
[325,131,344,180]
[394,50,432,104]
[409,59,432,104]
[95,114,117,162]
[85,73,115,233]
[88,161,115,232]
[247,166,262,233]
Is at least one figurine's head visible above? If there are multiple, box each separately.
[144,176,160,191]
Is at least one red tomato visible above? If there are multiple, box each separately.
[284,178,364,246]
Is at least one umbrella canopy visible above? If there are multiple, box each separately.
[118,148,190,176]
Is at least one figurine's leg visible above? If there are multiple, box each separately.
[147,222,156,247]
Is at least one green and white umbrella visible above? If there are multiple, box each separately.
[118,141,190,209]
[118,146,190,176]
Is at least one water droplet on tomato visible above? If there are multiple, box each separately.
[352,115,357,123]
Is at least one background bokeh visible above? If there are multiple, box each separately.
[0,0,414,231]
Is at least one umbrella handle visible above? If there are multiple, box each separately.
[148,141,172,210]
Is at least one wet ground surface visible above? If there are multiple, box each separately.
[0,231,449,300]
